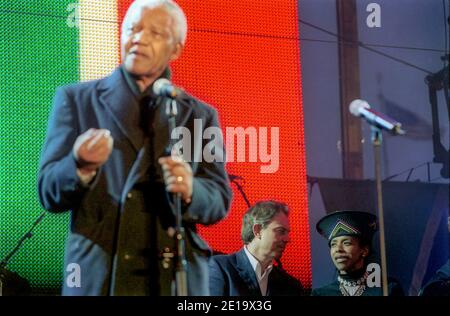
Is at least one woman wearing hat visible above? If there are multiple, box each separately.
[312,210,404,296]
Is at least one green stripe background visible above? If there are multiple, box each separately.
[1,0,79,292]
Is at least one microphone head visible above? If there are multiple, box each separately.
[152,78,171,96]
[349,99,370,117]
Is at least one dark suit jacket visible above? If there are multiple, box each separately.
[209,248,304,296]
[38,67,232,295]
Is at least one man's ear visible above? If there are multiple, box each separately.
[253,224,262,239]
[169,42,184,62]
[361,245,369,258]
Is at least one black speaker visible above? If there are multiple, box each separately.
[0,267,30,296]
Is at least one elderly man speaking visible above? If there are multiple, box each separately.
[38,0,231,296]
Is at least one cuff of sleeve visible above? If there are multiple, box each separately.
[76,169,97,187]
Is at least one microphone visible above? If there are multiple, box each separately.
[349,99,406,135]
[228,174,243,181]
[152,78,183,99]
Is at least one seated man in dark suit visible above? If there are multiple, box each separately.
[209,200,304,296]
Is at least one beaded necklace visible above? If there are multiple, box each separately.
[338,272,368,296]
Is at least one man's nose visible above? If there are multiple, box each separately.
[334,244,344,252]
[330,244,341,253]
[132,31,144,44]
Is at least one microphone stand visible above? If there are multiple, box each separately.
[0,211,46,269]
[228,175,251,208]
[371,127,388,296]
[1,211,45,295]
[164,98,188,296]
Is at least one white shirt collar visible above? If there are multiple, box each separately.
[243,246,273,295]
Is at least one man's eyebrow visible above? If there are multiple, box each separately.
[274,226,290,232]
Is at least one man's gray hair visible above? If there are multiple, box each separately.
[241,201,289,244]
[122,0,188,45]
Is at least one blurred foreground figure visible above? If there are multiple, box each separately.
[38,0,231,295]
